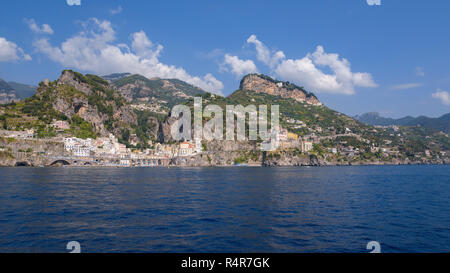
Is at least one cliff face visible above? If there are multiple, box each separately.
[239,74,321,106]
[34,70,139,138]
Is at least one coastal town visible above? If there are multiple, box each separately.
[0,71,448,167]
[1,114,448,167]
[0,122,313,167]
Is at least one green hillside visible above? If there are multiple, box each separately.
[112,74,207,108]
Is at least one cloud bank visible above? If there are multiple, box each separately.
[242,35,377,95]
[33,18,224,95]
[0,37,32,62]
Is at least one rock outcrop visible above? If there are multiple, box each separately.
[35,70,139,138]
[240,74,321,106]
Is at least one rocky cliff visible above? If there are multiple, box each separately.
[33,70,138,139]
[239,74,321,106]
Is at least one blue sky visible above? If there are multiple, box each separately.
[1,0,450,118]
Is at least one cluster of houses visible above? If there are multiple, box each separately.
[263,126,314,152]
[63,134,200,159]
[152,141,198,158]
[286,118,307,129]
[62,124,318,159]
[3,116,446,163]
[64,134,128,157]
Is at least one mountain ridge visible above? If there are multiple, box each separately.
[0,70,448,167]
[355,112,450,133]
[109,73,207,111]
[239,74,322,106]
[0,78,36,104]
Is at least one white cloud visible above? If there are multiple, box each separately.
[274,45,376,95]
[33,18,224,95]
[275,57,343,93]
[244,35,377,95]
[24,18,54,35]
[416,66,425,77]
[247,35,285,68]
[110,6,122,15]
[66,0,81,6]
[131,31,163,61]
[432,89,450,106]
[389,83,422,90]
[367,0,381,6]
[0,37,32,62]
[222,54,258,77]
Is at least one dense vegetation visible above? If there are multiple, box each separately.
[112,74,206,108]
[0,70,448,162]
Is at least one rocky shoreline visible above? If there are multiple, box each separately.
[1,138,449,167]
[0,155,448,168]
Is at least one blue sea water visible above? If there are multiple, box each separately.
[0,165,448,253]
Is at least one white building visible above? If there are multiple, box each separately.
[277,126,289,142]
[72,146,91,157]
[179,141,196,156]
[64,137,94,157]
[302,141,313,152]
[120,159,130,166]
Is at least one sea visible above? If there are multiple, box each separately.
[0,165,448,253]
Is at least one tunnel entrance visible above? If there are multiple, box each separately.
[50,160,71,166]
[15,161,31,167]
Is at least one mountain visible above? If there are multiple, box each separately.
[7,81,36,99]
[205,77,367,137]
[102,73,131,82]
[354,112,407,126]
[0,71,206,147]
[0,70,448,166]
[0,78,36,104]
[0,78,17,104]
[355,112,450,133]
[205,73,367,136]
[240,74,321,106]
[1,70,150,142]
[110,74,207,112]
